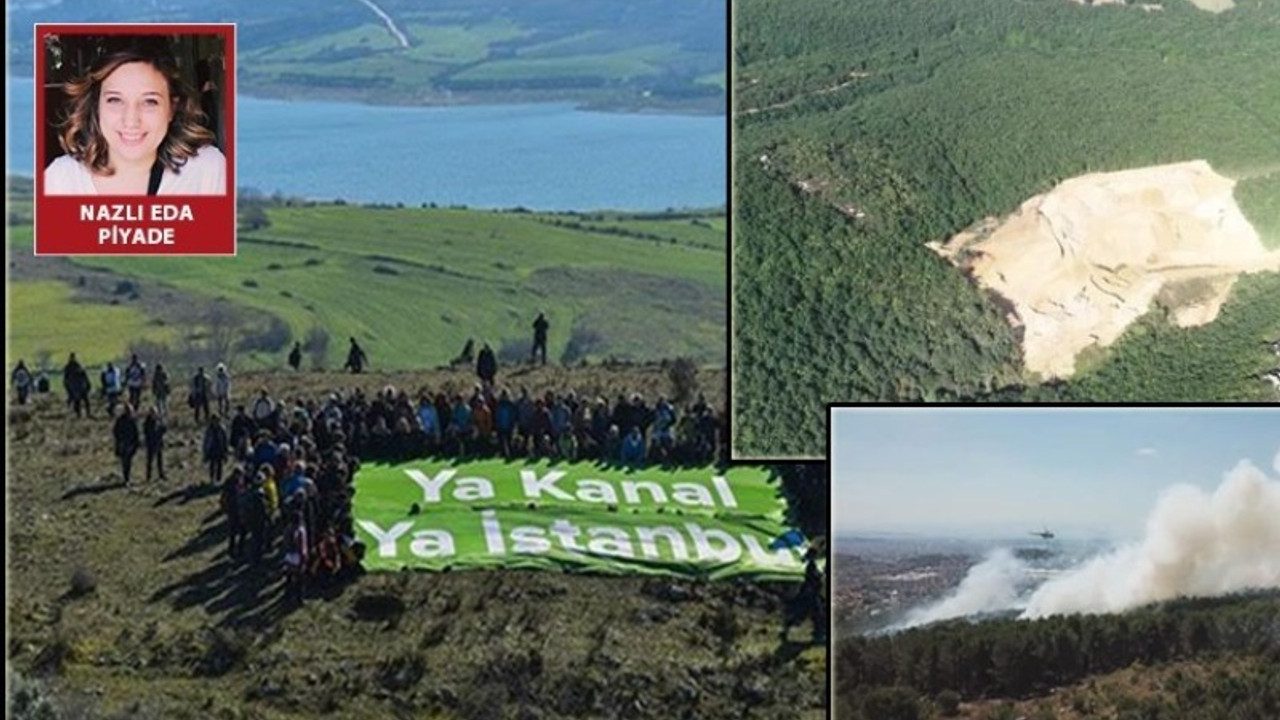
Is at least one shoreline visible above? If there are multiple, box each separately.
[235,84,727,118]
[8,69,725,118]
[5,174,725,216]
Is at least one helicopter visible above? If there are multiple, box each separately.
[1030,527,1055,540]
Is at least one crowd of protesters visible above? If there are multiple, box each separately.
[12,331,727,604]
[210,400,368,603]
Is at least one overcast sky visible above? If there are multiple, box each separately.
[831,408,1280,540]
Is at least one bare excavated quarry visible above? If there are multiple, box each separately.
[1068,0,1233,12]
[930,160,1280,379]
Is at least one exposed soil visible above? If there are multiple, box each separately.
[930,160,1280,379]
[1187,0,1235,13]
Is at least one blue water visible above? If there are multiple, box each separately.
[7,77,726,211]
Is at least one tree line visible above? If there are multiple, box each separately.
[837,591,1280,720]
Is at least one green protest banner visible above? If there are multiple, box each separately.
[353,459,807,581]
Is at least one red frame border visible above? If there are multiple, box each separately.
[33,23,237,256]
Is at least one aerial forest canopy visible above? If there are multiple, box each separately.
[733,0,1280,457]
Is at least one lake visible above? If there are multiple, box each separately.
[7,77,726,211]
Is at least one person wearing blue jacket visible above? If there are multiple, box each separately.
[416,395,441,453]
[449,395,472,456]
[494,389,518,458]
[620,426,646,467]
[101,362,123,417]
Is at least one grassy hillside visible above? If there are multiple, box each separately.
[8,202,726,373]
[733,0,1280,456]
[7,367,827,720]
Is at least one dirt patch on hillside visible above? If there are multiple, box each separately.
[1068,0,1230,11]
[930,161,1280,379]
[1186,0,1234,13]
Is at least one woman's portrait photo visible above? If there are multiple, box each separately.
[42,34,228,196]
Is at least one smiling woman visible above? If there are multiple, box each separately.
[43,41,226,196]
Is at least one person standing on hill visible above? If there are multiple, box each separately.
[652,397,676,462]
[288,341,302,372]
[189,367,212,424]
[494,389,517,458]
[101,362,123,417]
[221,465,248,559]
[143,405,167,482]
[782,547,827,644]
[229,405,255,451]
[124,354,146,410]
[112,404,141,485]
[151,362,171,418]
[213,363,232,417]
[620,426,646,467]
[64,353,92,418]
[202,414,230,487]
[531,312,549,366]
[12,360,33,405]
[416,395,441,452]
[344,337,368,374]
[251,388,277,430]
[283,510,309,604]
[476,342,498,386]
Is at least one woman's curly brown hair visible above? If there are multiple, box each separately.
[57,48,215,175]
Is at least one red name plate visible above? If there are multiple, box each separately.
[34,23,237,256]
[36,196,235,255]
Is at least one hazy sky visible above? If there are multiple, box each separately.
[831,408,1280,540]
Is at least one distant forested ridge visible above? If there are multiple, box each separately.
[8,0,725,112]
[733,0,1280,457]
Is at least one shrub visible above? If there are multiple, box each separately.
[499,337,533,365]
[938,690,962,717]
[304,326,330,370]
[68,567,96,598]
[9,670,58,720]
[667,357,699,404]
[236,317,292,354]
[861,686,922,720]
[561,326,607,365]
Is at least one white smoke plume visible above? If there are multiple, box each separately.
[895,447,1280,629]
[1022,454,1280,619]
[898,549,1028,628]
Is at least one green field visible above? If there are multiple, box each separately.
[404,19,531,64]
[8,281,182,370]
[733,0,1280,456]
[8,203,725,374]
[202,0,727,110]
[252,23,403,62]
[451,44,677,84]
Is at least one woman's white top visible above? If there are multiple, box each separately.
[44,145,227,196]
